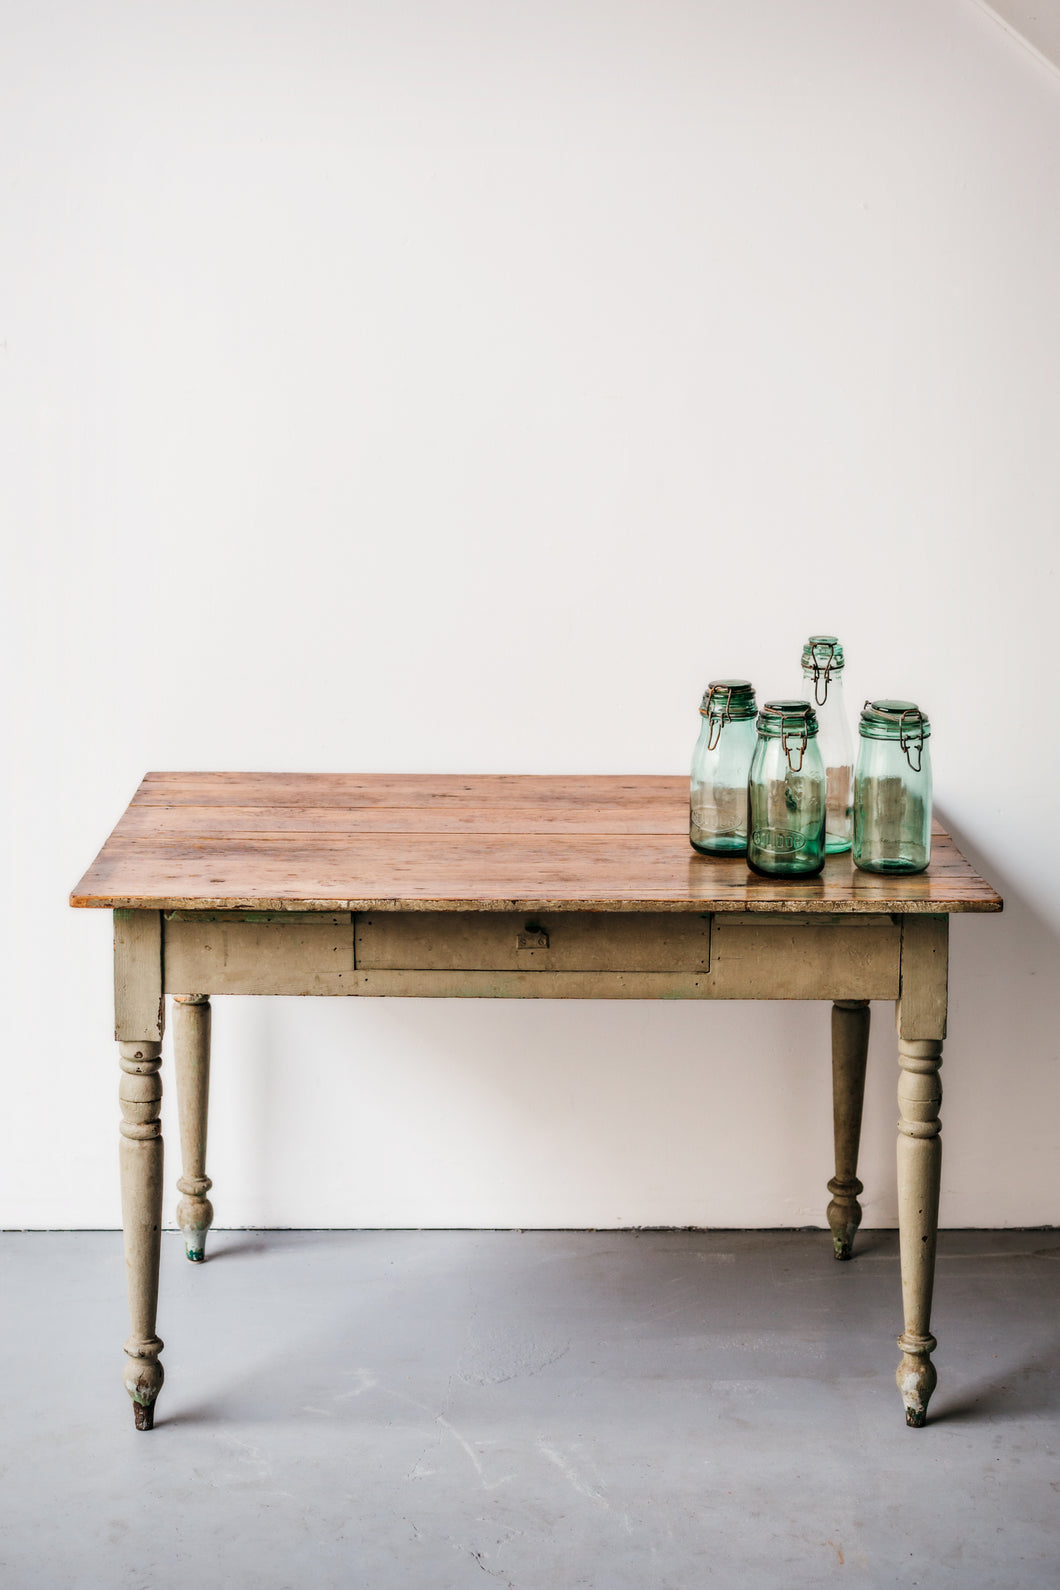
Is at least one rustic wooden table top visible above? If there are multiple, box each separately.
[69,773,1003,916]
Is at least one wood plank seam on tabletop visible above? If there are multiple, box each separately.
[129,772,688,807]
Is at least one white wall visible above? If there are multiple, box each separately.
[2,0,1058,1230]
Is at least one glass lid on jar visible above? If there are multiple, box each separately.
[757,701,819,770]
[756,700,820,736]
[860,699,931,771]
[801,636,845,670]
[699,679,756,719]
[859,699,931,739]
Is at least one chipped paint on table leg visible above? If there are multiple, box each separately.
[897,1330,938,1427]
[174,995,214,1262]
[827,999,870,1260]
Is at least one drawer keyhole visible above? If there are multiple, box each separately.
[517,923,550,950]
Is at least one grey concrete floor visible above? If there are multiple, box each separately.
[1,1231,1058,1589]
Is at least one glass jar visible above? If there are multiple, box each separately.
[853,701,932,874]
[690,680,757,855]
[747,702,827,877]
[801,635,853,855]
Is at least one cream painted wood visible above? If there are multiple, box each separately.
[895,1038,944,1427]
[355,910,711,972]
[118,1039,164,1431]
[352,970,711,998]
[893,914,949,1425]
[827,1000,870,1260]
[898,916,949,1041]
[173,996,214,1263]
[164,916,355,995]
[159,913,898,1001]
[113,909,164,1042]
[164,911,353,924]
[711,916,899,1000]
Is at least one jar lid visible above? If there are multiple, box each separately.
[860,699,931,771]
[757,699,820,736]
[801,635,845,671]
[699,679,756,719]
[860,699,931,738]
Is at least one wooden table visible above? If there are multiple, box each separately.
[71,772,1002,1431]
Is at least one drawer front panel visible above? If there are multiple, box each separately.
[355,911,711,972]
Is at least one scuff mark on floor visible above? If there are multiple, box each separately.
[537,1439,610,1509]
[335,1367,379,1401]
[436,1415,515,1490]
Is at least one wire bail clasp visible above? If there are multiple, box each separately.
[899,708,925,772]
[704,684,733,751]
[809,640,836,707]
[781,705,810,772]
[864,701,925,772]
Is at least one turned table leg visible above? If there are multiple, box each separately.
[119,1039,164,1429]
[114,908,166,1429]
[895,915,949,1427]
[173,995,214,1262]
[896,1037,943,1425]
[827,999,870,1259]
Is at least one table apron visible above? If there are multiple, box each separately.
[161,911,903,1001]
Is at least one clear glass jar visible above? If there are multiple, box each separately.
[747,701,827,877]
[801,635,853,855]
[690,680,757,855]
[853,700,932,874]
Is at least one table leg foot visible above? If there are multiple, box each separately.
[828,1214,860,1261]
[124,1334,164,1429]
[177,1188,213,1263]
[828,1000,869,1260]
[174,995,214,1263]
[897,1332,938,1426]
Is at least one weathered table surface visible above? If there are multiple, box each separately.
[72,771,1001,914]
[71,773,1002,1432]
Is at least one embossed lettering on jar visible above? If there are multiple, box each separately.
[747,701,827,877]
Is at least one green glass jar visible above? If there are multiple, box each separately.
[690,680,757,855]
[853,701,932,874]
[747,701,827,877]
[801,636,853,855]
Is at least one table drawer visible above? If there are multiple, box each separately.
[354,911,711,972]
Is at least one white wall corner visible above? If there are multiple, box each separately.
[971,0,1060,77]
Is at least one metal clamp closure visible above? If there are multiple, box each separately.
[864,701,925,772]
[702,684,733,751]
[781,706,810,772]
[808,642,836,706]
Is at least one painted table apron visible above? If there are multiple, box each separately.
[71,773,1003,1431]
